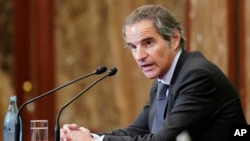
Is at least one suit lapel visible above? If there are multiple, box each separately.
[170,49,189,85]
[167,50,190,112]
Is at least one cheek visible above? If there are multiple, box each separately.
[152,49,168,62]
[156,51,172,68]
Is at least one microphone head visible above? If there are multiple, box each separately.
[94,66,107,74]
[107,67,117,76]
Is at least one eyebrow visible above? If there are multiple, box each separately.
[141,37,154,42]
[125,36,154,47]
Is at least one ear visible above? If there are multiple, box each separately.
[171,28,181,50]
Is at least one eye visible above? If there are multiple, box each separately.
[146,40,152,46]
[145,40,153,48]
[126,44,137,51]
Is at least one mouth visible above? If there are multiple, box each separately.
[141,63,154,72]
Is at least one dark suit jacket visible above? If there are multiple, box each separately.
[100,50,247,141]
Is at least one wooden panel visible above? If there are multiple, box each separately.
[0,1,19,140]
[13,0,32,140]
[227,0,238,87]
[237,0,247,116]
[13,0,55,140]
[245,0,250,123]
[227,0,247,114]
[189,0,228,74]
[29,0,55,140]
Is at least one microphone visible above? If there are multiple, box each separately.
[14,66,107,141]
[55,67,117,141]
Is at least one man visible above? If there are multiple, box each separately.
[60,5,247,141]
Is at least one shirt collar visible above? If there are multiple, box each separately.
[158,49,182,85]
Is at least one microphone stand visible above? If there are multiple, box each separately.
[14,66,107,141]
[55,67,117,141]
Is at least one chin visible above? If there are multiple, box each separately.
[144,74,157,79]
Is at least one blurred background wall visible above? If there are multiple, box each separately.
[0,0,249,140]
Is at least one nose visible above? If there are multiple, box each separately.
[134,47,147,61]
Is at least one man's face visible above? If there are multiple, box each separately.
[124,20,180,79]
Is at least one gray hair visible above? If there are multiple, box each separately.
[122,5,185,48]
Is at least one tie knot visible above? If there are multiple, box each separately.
[156,82,169,99]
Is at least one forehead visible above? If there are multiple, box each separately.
[124,20,159,44]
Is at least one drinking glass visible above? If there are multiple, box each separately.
[30,120,48,141]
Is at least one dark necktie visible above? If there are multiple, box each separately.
[151,82,169,133]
